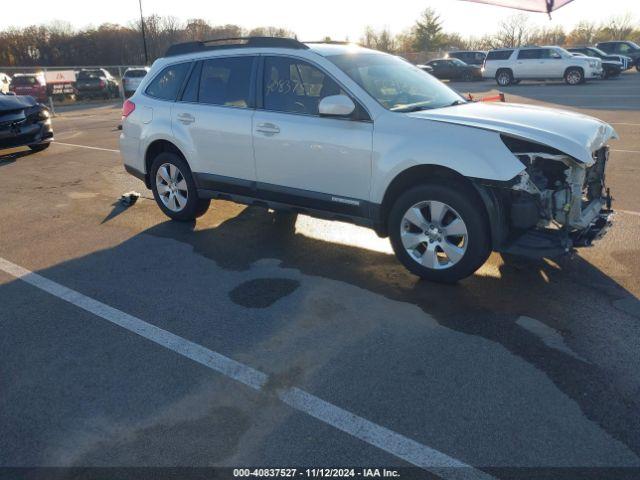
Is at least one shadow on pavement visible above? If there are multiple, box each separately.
[2,205,639,469]
[143,206,640,459]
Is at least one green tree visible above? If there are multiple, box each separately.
[411,8,445,51]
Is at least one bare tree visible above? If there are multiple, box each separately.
[361,26,396,52]
[494,14,534,47]
[565,21,598,46]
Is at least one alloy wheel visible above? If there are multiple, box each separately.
[400,200,468,270]
[156,163,188,212]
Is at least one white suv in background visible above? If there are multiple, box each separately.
[122,67,150,97]
[120,37,616,282]
[483,46,603,86]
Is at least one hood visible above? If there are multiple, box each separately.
[0,94,37,113]
[409,102,618,165]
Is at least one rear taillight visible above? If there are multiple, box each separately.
[99,80,106,88]
[122,99,135,118]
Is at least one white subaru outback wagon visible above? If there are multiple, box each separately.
[120,37,617,283]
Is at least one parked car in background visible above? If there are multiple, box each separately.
[0,73,11,94]
[483,46,602,85]
[9,74,48,102]
[426,58,482,81]
[122,67,149,97]
[566,46,632,71]
[596,41,640,71]
[121,37,616,282]
[569,51,622,78]
[75,69,119,100]
[0,94,53,153]
[447,50,487,66]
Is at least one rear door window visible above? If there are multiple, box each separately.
[145,62,191,101]
[198,56,255,108]
[518,49,542,60]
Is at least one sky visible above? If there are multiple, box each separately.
[1,0,637,39]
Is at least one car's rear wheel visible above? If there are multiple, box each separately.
[564,67,584,85]
[495,69,513,86]
[388,183,491,283]
[150,152,210,221]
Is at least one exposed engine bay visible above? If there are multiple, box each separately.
[498,136,613,253]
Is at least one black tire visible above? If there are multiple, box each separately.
[29,143,50,152]
[495,69,513,86]
[388,182,491,283]
[564,67,584,85]
[150,152,210,221]
[635,60,640,72]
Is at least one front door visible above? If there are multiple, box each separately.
[252,56,373,211]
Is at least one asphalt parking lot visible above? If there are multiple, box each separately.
[1,72,639,479]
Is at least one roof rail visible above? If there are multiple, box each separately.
[303,40,355,45]
[165,37,308,57]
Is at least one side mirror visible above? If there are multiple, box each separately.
[319,94,355,117]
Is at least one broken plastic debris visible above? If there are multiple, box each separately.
[120,191,141,206]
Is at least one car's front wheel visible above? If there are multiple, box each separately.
[388,183,491,283]
[150,152,210,221]
[28,143,50,152]
[564,67,584,85]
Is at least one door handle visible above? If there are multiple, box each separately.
[256,122,280,135]
[177,113,195,124]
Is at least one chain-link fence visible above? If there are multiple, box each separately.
[0,53,450,112]
[0,65,147,113]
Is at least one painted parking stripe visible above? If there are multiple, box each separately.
[53,141,119,153]
[611,149,640,154]
[0,256,494,480]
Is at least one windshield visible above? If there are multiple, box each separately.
[125,70,147,78]
[588,48,607,57]
[327,53,465,112]
[450,58,467,66]
[78,70,103,79]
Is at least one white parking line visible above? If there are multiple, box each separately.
[0,256,494,480]
[53,141,119,153]
[619,209,640,217]
[611,149,640,154]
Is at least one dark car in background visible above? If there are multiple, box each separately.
[596,41,640,71]
[0,94,53,153]
[446,50,487,66]
[426,58,482,81]
[567,46,629,74]
[75,69,119,100]
[9,74,48,102]
[568,49,623,78]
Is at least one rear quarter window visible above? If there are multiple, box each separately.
[145,62,191,101]
[486,50,513,61]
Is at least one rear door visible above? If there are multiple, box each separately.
[171,56,258,185]
[515,49,542,78]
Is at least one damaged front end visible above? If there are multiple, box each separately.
[489,136,614,257]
